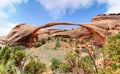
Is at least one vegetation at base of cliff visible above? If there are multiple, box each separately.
[0,44,46,74]
[50,51,94,74]
[50,32,120,74]
[100,32,120,73]
[34,38,46,48]
[1,32,120,74]
[24,58,46,74]
[34,36,73,48]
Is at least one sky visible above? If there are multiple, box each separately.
[0,0,120,35]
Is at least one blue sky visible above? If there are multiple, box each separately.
[0,0,120,35]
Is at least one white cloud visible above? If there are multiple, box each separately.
[97,0,120,14]
[97,0,107,4]
[0,11,8,19]
[0,21,17,36]
[37,0,94,19]
[0,0,28,36]
[0,0,28,9]
[0,0,28,18]
[38,0,120,19]
[106,0,120,14]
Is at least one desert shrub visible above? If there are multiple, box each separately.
[111,62,120,70]
[53,40,61,50]
[61,37,67,42]
[65,52,78,63]
[97,67,113,74]
[59,62,71,73]
[51,58,61,71]
[40,38,46,45]
[46,36,51,41]
[53,47,58,50]
[51,57,71,73]
[13,50,26,69]
[51,46,99,74]
[81,47,87,52]
[82,56,92,65]
[0,45,19,74]
[64,29,67,31]
[12,44,26,50]
[0,60,17,74]
[68,38,72,43]
[55,40,60,47]
[74,49,81,54]
[50,32,120,74]
[0,45,11,64]
[80,56,94,74]
[0,44,47,74]
[24,58,46,74]
[79,39,88,44]
[34,38,46,48]
[34,42,41,48]
[99,32,120,73]
[64,52,80,73]
[64,50,97,74]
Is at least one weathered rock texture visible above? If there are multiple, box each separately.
[4,13,120,47]
[0,36,6,44]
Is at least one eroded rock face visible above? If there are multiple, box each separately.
[92,13,120,23]
[52,28,91,38]
[6,22,81,47]
[92,13,120,35]
[37,29,65,39]
[0,36,6,45]
[4,13,120,47]
[6,23,39,46]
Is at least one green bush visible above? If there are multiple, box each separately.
[34,38,46,48]
[0,44,48,74]
[13,50,26,67]
[34,42,41,48]
[99,32,120,73]
[61,37,67,42]
[82,56,92,65]
[40,38,46,45]
[55,40,60,48]
[0,45,19,74]
[51,58,61,71]
[24,59,46,74]
[64,29,67,31]
[12,44,26,50]
[68,38,72,43]
[53,40,61,50]
[0,45,11,64]
[65,52,78,62]
[59,62,71,73]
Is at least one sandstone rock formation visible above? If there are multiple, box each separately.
[0,36,6,44]
[5,13,120,47]
[37,29,65,39]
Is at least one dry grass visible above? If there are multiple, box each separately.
[27,41,69,64]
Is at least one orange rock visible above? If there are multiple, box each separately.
[3,13,120,47]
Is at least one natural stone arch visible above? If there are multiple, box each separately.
[28,22,107,47]
[6,22,107,47]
